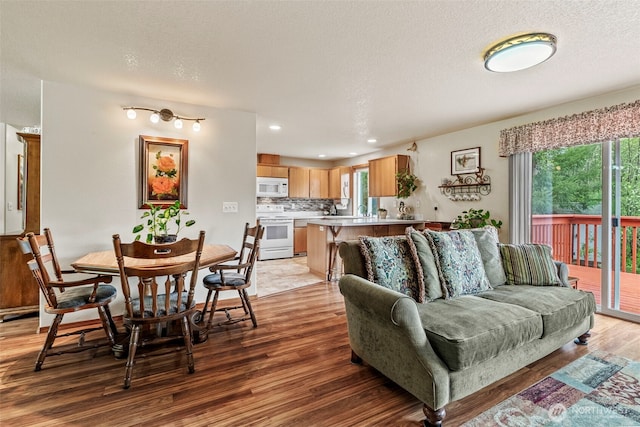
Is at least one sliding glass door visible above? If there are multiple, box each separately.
[601,138,640,321]
[531,139,640,322]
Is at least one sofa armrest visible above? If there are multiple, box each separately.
[554,260,570,287]
[338,274,450,410]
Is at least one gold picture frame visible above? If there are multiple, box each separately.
[138,135,188,208]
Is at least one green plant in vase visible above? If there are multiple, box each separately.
[132,200,196,243]
[452,208,502,230]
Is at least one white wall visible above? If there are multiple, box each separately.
[342,85,640,240]
[40,81,256,327]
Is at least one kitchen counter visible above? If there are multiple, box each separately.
[305,218,451,279]
[307,217,426,226]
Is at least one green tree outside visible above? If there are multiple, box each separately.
[532,138,639,271]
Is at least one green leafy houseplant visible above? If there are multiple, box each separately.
[452,208,503,230]
[396,170,419,199]
[132,200,196,243]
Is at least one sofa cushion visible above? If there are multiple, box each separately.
[406,227,444,301]
[359,236,424,302]
[499,243,562,286]
[470,226,507,287]
[417,296,543,371]
[477,285,596,337]
[425,230,492,298]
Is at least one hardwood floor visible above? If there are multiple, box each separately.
[1,282,639,426]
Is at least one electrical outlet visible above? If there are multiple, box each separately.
[222,201,238,213]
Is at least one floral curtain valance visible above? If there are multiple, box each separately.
[498,99,640,156]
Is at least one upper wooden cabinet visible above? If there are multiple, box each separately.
[369,154,410,197]
[288,167,310,198]
[257,164,289,178]
[309,169,329,199]
[329,166,352,199]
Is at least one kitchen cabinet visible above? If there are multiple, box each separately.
[309,169,329,199]
[369,154,410,197]
[257,164,289,178]
[294,226,307,254]
[329,166,351,199]
[288,167,310,198]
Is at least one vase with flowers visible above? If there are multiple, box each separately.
[132,200,196,244]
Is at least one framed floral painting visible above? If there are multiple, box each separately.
[138,135,188,208]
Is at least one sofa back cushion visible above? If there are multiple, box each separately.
[406,227,444,301]
[359,236,424,302]
[338,240,368,278]
[499,243,562,286]
[425,230,492,298]
[469,226,507,287]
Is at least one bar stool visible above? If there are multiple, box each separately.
[327,239,344,281]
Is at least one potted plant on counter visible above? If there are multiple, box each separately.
[133,200,196,244]
[377,208,388,219]
[452,208,502,230]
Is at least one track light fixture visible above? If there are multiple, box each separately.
[123,107,204,131]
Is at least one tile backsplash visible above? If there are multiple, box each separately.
[257,197,350,214]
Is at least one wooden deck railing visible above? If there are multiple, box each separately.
[532,214,640,314]
[531,214,640,274]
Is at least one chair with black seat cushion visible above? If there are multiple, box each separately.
[112,230,205,389]
[16,228,118,371]
[201,222,264,329]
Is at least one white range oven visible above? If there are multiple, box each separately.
[257,205,294,260]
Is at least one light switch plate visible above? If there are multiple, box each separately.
[222,201,238,213]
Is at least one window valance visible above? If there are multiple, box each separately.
[498,99,640,157]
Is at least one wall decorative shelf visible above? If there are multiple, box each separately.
[439,167,491,201]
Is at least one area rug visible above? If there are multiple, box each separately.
[463,351,640,426]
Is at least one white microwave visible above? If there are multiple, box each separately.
[257,177,288,198]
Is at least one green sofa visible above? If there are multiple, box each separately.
[338,230,596,427]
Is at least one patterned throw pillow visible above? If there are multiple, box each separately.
[499,243,561,286]
[470,226,507,287]
[424,230,492,298]
[359,236,424,302]
[405,227,444,301]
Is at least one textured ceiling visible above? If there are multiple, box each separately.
[1,1,639,160]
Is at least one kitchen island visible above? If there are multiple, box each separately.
[306,217,444,279]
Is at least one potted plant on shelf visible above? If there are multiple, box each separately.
[396,170,419,199]
[132,200,196,244]
[452,208,502,230]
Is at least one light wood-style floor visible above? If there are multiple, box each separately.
[1,282,639,427]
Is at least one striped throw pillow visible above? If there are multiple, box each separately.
[499,243,561,286]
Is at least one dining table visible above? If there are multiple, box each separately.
[71,244,237,275]
[71,243,238,350]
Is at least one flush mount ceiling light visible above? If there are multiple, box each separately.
[123,107,205,131]
[484,33,557,72]
[269,124,282,131]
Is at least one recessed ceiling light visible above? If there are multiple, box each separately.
[349,152,358,156]
[269,124,281,131]
[367,138,377,143]
[318,154,326,158]
[484,33,557,72]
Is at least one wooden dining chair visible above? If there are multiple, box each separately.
[112,230,205,389]
[201,222,264,329]
[16,229,118,371]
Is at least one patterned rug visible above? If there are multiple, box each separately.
[463,351,640,426]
